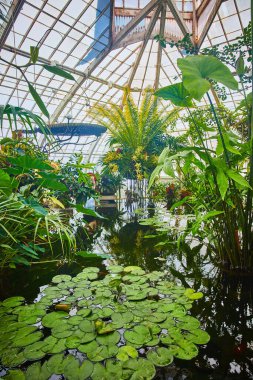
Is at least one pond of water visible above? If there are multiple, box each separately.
[0,207,253,379]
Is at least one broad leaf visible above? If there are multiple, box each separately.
[178,55,238,101]
[28,83,49,118]
[226,169,252,189]
[74,204,105,219]
[7,156,53,171]
[43,65,75,81]
[30,46,39,64]
[216,168,229,200]
[155,82,194,107]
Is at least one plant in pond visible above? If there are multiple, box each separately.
[0,265,210,379]
[151,42,253,271]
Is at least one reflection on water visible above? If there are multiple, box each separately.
[1,207,253,379]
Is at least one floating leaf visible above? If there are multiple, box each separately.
[117,345,138,361]
[147,347,173,366]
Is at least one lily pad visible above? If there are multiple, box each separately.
[117,345,138,361]
[2,296,25,308]
[87,345,119,362]
[79,360,94,379]
[147,347,173,366]
[52,274,72,284]
[96,331,120,346]
[41,311,68,328]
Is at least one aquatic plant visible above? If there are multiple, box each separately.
[0,265,209,379]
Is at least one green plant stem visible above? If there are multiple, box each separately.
[206,92,230,167]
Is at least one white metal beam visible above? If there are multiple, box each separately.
[128,4,161,87]
[166,0,191,37]
[197,0,227,48]
[0,0,25,50]
[154,3,166,90]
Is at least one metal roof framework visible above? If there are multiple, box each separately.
[0,0,251,163]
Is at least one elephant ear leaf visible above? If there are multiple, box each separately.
[155,82,194,107]
[177,55,238,101]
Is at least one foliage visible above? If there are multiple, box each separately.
[54,154,99,206]
[0,265,209,379]
[98,169,123,195]
[92,90,179,180]
[0,105,53,144]
[0,140,101,267]
[153,45,253,270]
[155,22,251,100]
[0,192,75,267]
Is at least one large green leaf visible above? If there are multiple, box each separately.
[74,204,105,219]
[7,156,53,171]
[226,169,252,189]
[155,82,194,107]
[43,65,75,81]
[37,178,67,191]
[178,55,238,101]
[0,169,13,195]
[216,167,229,200]
[28,83,49,118]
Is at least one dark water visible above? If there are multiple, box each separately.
[1,207,253,379]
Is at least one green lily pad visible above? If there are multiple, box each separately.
[107,265,124,273]
[111,311,133,327]
[147,347,173,366]
[122,358,156,380]
[3,370,25,380]
[79,320,95,333]
[116,345,138,361]
[124,325,152,346]
[52,274,72,284]
[46,353,65,374]
[91,363,107,380]
[68,316,83,325]
[96,331,120,346]
[78,340,99,353]
[79,360,94,379]
[77,308,92,317]
[41,311,68,328]
[13,331,43,347]
[23,341,47,360]
[87,345,119,361]
[63,354,80,379]
[2,296,25,308]
[1,351,26,367]
[174,339,199,360]
[185,329,210,344]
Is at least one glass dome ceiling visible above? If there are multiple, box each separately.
[0,0,251,163]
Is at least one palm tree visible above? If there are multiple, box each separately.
[92,89,179,157]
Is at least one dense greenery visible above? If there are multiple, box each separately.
[151,47,253,271]
[0,265,209,379]
[0,137,101,267]
[92,90,179,181]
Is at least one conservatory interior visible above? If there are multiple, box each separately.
[0,0,252,379]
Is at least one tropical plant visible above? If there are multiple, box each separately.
[0,139,104,266]
[0,105,53,144]
[151,47,253,271]
[92,89,179,180]
[55,154,99,206]
[0,265,209,379]
[0,192,75,267]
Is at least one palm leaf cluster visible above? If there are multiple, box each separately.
[91,90,179,179]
